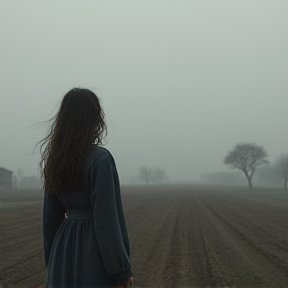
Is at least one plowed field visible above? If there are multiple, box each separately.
[1,185,288,288]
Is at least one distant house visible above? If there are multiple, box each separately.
[0,167,13,187]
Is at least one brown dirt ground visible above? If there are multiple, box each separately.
[0,185,288,288]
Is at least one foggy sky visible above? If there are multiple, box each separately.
[1,0,288,183]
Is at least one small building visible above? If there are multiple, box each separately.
[0,167,13,187]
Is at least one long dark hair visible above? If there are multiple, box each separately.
[38,88,107,194]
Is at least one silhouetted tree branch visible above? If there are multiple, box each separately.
[224,143,268,188]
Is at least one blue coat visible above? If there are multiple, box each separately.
[42,147,132,288]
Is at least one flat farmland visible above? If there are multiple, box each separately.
[0,185,288,288]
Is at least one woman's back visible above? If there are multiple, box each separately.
[43,146,132,288]
[56,146,113,210]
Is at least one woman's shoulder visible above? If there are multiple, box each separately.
[88,145,114,163]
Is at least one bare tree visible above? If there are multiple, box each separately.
[224,143,268,188]
[140,166,153,185]
[275,154,288,190]
[152,168,167,184]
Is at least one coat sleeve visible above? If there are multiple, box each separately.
[90,155,132,283]
[42,192,66,266]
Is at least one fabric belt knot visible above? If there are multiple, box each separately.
[65,210,93,220]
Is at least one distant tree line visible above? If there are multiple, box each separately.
[139,166,168,185]
[224,143,288,190]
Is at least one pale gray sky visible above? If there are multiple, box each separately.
[1,0,288,182]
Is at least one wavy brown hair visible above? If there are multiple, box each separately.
[38,88,107,194]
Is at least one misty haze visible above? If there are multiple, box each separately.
[1,1,288,288]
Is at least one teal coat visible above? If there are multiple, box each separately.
[42,147,132,288]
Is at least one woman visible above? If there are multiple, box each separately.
[39,88,133,288]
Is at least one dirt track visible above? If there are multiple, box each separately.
[0,185,288,288]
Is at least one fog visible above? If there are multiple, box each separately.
[1,1,288,184]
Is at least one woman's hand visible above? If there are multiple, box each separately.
[115,277,133,288]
